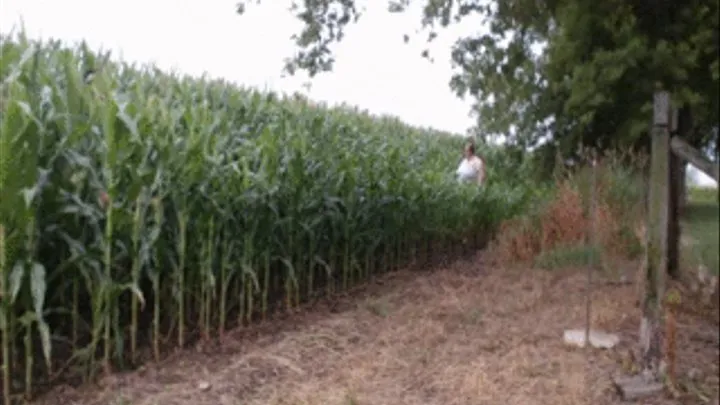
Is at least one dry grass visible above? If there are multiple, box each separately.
[34,252,719,405]
[489,181,634,266]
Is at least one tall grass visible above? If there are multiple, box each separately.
[683,187,719,276]
[688,185,718,205]
[0,33,530,400]
[489,149,648,266]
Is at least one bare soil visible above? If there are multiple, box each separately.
[37,253,719,405]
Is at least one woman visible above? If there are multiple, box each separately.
[456,141,485,185]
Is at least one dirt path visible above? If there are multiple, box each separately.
[40,254,719,405]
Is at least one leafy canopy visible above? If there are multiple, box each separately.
[237,0,718,158]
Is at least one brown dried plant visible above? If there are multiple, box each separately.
[490,157,645,268]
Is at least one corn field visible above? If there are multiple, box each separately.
[0,33,530,402]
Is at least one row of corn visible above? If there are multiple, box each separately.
[0,32,530,401]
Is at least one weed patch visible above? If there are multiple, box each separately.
[534,244,602,270]
[489,156,647,268]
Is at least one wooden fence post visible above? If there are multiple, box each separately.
[667,106,682,279]
[641,89,671,374]
[613,89,671,400]
[670,135,720,182]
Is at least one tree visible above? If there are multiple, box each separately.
[236,0,718,167]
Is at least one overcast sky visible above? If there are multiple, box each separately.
[0,0,478,134]
[1,0,716,186]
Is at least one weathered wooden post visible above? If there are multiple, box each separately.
[667,170,681,279]
[640,87,671,376]
[667,107,682,279]
[614,88,670,400]
[670,135,720,183]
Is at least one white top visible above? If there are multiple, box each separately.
[456,156,484,184]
